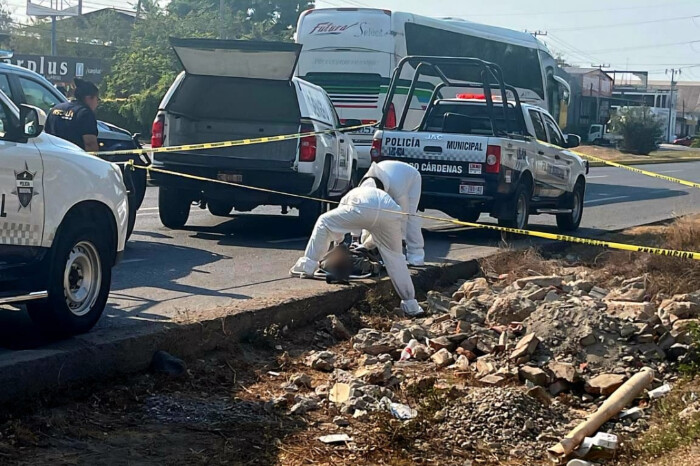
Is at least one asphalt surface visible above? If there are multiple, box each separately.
[1,161,700,352]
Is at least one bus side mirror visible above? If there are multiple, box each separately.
[566,134,580,148]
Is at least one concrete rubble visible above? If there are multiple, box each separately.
[275,270,700,462]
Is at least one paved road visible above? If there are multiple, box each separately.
[1,161,700,351]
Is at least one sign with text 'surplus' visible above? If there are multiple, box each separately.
[1,54,110,84]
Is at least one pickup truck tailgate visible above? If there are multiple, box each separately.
[379,131,491,176]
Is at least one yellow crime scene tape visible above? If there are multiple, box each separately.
[574,151,700,190]
[127,162,700,261]
[92,123,375,157]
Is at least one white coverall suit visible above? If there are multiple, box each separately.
[291,181,424,316]
[363,161,425,266]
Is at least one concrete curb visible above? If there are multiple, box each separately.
[0,260,479,404]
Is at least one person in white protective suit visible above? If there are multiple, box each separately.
[290,179,425,317]
[362,161,425,266]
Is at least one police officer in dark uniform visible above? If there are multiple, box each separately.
[45,78,100,152]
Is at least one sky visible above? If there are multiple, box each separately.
[4,0,699,82]
[316,0,700,82]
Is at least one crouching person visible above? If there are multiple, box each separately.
[290,179,424,317]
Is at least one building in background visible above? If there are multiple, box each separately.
[562,67,613,135]
[649,80,700,138]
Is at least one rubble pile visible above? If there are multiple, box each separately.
[274,272,699,463]
[435,387,572,460]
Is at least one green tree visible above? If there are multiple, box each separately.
[103,0,313,134]
[10,9,135,58]
[612,107,665,155]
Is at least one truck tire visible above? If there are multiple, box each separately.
[557,180,585,232]
[459,208,481,223]
[208,200,234,217]
[498,182,530,230]
[26,221,111,337]
[159,187,191,229]
[299,159,331,231]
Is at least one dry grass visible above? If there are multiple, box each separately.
[616,379,700,465]
[598,215,700,296]
[480,247,560,285]
[575,145,700,162]
[481,215,700,298]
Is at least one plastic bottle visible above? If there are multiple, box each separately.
[400,339,419,361]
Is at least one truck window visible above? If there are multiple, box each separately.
[0,75,13,100]
[543,114,565,147]
[0,100,11,138]
[422,102,523,135]
[528,109,547,141]
[18,77,63,114]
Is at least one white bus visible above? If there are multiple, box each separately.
[296,8,570,170]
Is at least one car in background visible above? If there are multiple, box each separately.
[0,63,148,237]
[673,135,697,147]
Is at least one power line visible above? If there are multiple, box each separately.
[546,33,603,65]
[589,40,700,54]
[549,14,699,32]
[444,0,699,18]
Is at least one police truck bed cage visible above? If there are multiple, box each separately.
[379,56,526,137]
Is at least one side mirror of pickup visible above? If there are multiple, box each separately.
[19,104,43,139]
[566,134,581,148]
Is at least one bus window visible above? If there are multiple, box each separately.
[405,23,545,99]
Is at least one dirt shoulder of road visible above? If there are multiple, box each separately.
[1,217,699,465]
[574,145,700,166]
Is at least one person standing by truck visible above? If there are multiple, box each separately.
[361,160,425,266]
[45,78,100,152]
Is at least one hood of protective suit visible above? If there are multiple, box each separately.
[365,162,392,193]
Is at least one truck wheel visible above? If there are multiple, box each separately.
[498,182,530,230]
[299,160,331,231]
[557,180,585,232]
[459,208,481,223]
[159,187,191,229]
[208,200,234,217]
[27,222,111,337]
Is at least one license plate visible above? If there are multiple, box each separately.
[353,127,374,135]
[459,184,484,195]
[217,172,243,183]
[468,163,482,175]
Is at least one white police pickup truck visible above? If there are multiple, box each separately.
[372,56,588,231]
[0,90,128,336]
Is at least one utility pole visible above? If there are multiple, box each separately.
[135,0,141,19]
[219,0,225,39]
[666,68,681,142]
[50,0,58,56]
[590,65,609,124]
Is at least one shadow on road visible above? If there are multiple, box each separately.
[584,182,688,206]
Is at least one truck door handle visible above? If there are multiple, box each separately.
[554,154,561,160]
[425,146,443,154]
[538,150,545,155]
[340,139,345,143]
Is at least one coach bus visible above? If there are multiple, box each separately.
[295,8,571,170]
